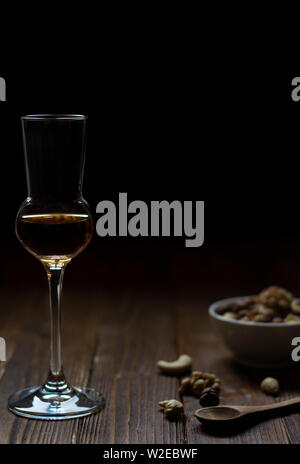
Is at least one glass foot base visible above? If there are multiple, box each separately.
[8,385,105,420]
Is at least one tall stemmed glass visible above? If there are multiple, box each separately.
[8,114,105,419]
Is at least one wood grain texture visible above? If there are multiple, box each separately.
[0,284,300,444]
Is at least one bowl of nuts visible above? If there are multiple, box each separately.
[209,286,300,368]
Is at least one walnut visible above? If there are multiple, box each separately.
[257,286,293,310]
[202,373,217,383]
[159,399,184,419]
[190,371,203,383]
[179,371,221,398]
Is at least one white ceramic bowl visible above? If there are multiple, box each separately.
[209,296,300,368]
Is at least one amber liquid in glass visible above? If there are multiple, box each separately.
[16,213,93,261]
[9,115,105,420]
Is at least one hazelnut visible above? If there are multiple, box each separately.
[260,377,280,395]
[211,382,221,394]
[192,379,206,396]
[199,388,220,408]
[179,377,192,395]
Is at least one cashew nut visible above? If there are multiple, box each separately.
[157,354,193,376]
[285,313,300,323]
[159,399,183,419]
[292,299,300,315]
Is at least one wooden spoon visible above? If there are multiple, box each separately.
[195,397,300,426]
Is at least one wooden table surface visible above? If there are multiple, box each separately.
[1,271,300,445]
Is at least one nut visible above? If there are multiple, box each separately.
[253,314,272,323]
[211,382,221,394]
[223,312,237,320]
[159,399,184,419]
[291,299,300,315]
[202,373,217,382]
[237,309,249,319]
[192,379,206,396]
[157,355,193,376]
[250,304,264,315]
[199,388,220,407]
[258,306,276,317]
[272,317,283,323]
[220,286,298,324]
[285,314,300,324]
[260,377,280,395]
[190,371,203,383]
[180,371,221,397]
[257,286,293,310]
[179,377,192,395]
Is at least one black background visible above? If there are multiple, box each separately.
[1,4,300,298]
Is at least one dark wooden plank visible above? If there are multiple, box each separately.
[271,370,300,444]
[0,288,46,444]
[73,292,184,444]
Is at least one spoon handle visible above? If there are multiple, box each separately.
[238,397,300,414]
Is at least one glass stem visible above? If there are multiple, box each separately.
[44,263,69,393]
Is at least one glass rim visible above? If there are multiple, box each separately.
[22,114,87,121]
